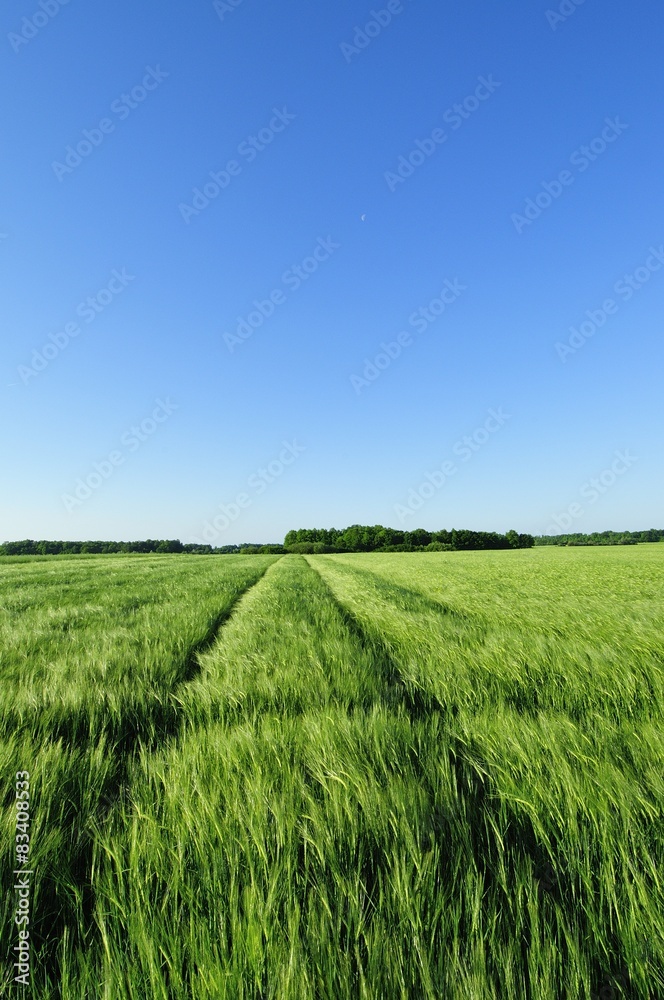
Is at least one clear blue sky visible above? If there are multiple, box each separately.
[2,0,663,543]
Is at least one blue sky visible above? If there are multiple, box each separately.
[2,0,663,543]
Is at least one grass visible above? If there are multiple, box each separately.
[1,547,662,997]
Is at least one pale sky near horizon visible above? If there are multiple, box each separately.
[2,0,663,543]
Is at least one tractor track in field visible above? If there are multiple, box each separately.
[180,562,280,683]
[301,555,589,973]
[306,556,476,624]
[302,556,437,721]
[34,559,281,995]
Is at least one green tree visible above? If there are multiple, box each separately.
[506,530,519,548]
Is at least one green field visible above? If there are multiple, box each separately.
[2,547,663,998]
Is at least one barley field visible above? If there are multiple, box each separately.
[2,547,663,999]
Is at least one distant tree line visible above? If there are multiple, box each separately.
[534,529,664,546]
[0,539,284,556]
[0,530,534,557]
[3,528,659,557]
[283,526,535,553]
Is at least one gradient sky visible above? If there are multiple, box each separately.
[2,0,663,544]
